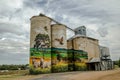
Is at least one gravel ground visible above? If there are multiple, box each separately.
[31,69,120,80]
[31,72,83,80]
[0,69,120,80]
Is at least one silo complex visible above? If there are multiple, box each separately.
[29,14,113,74]
[30,14,52,74]
[51,24,68,72]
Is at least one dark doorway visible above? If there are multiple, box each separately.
[87,63,95,70]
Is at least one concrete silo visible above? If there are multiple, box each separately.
[30,14,52,48]
[51,24,67,49]
[51,24,68,72]
[30,14,52,74]
[100,46,113,70]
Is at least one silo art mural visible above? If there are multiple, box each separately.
[29,14,88,74]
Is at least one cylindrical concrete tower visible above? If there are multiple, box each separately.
[30,14,52,74]
[51,24,67,49]
[30,14,52,48]
[51,24,68,72]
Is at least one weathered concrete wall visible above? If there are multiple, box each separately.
[67,37,100,61]
[51,24,67,49]
[30,15,52,74]
[51,24,68,72]
[100,46,110,58]
[30,15,52,48]
[99,46,113,70]
[67,40,73,49]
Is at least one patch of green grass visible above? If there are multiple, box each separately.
[0,70,29,75]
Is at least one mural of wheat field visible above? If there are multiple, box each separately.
[29,48,88,74]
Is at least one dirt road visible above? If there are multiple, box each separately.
[31,69,120,80]
[0,69,120,80]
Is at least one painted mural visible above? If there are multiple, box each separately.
[33,33,50,49]
[68,49,75,71]
[30,48,87,74]
[51,48,68,72]
[30,15,88,74]
[74,50,88,71]
[68,49,88,71]
[29,33,51,74]
[29,33,88,74]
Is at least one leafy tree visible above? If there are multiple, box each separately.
[0,64,28,70]
[119,58,120,67]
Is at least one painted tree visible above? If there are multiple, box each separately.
[34,33,50,49]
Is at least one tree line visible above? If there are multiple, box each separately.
[0,64,29,70]
[113,58,120,67]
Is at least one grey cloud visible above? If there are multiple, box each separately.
[0,0,120,64]
[0,39,29,53]
[97,27,108,37]
[23,0,48,8]
[0,22,26,35]
[0,52,29,64]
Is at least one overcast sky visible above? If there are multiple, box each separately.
[0,0,120,64]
